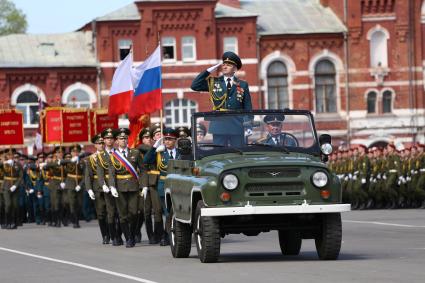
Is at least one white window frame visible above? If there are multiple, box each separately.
[118,39,132,61]
[62,82,96,109]
[165,98,198,128]
[223,36,238,54]
[162,36,177,63]
[15,92,39,127]
[181,36,196,62]
[367,25,389,68]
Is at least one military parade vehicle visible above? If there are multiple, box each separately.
[164,109,350,263]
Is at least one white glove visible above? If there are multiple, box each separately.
[411,169,415,174]
[60,182,66,189]
[57,160,62,166]
[5,159,13,165]
[344,176,348,181]
[142,187,148,200]
[348,173,352,179]
[75,185,81,192]
[10,185,17,192]
[377,173,381,179]
[88,189,95,200]
[383,174,387,180]
[110,186,119,198]
[39,162,46,169]
[244,128,253,137]
[406,176,411,182]
[156,144,165,153]
[369,177,373,182]
[71,156,79,162]
[207,62,221,73]
[153,137,164,148]
[361,178,366,184]
[37,193,43,199]
[352,175,357,181]
[102,185,110,193]
[29,189,35,194]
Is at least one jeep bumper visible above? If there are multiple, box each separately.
[201,203,351,217]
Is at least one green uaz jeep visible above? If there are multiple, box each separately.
[164,109,350,263]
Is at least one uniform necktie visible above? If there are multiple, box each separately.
[122,150,126,158]
[226,78,232,91]
[169,151,174,159]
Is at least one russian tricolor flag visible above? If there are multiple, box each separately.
[129,45,162,120]
[108,52,134,116]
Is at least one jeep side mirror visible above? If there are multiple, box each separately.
[319,134,333,155]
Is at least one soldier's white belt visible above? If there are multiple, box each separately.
[388,169,397,173]
[420,169,425,172]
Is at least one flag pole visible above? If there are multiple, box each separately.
[158,33,163,138]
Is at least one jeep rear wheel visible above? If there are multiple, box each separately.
[170,208,192,258]
[194,200,220,263]
[315,213,342,260]
[278,230,302,255]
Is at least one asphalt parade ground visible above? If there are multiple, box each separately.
[0,209,424,283]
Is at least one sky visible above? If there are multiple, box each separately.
[11,0,135,34]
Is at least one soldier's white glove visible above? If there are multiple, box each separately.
[10,185,17,192]
[207,62,221,73]
[411,169,415,174]
[361,178,366,184]
[71,156,79,162]
[39,162,46,169]
[415,170,418,174]
[352,175,357,181]
[153,137,164,148]
[377,173,381,179]
[4,159,13,165]
[344,175,348,181]
[406,176,411,182]
[244,128,253,137]
[29,189,35,194]
[57,160,62,166]
[348,173,352,179]
[60,182,66,189]
[142,187,148,200]
[110,186,119,198]
[156,145,165,153]
[75,185,81,192]
[383,174,387,180]
[102,185,110,193]
[88,189,95,200]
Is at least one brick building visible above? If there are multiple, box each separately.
[1,0,425,152]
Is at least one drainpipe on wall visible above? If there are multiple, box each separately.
[407,0,416,142]
[92,19,102,109]
[256,35,263,109]
[343,0,351,146]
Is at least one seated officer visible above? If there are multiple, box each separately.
[195,123,207,142]
[260,115,298,147]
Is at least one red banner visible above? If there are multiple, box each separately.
[90,110,118,138]
[0,110,24,146]
[62,110,90,143]
[43,108,62,144]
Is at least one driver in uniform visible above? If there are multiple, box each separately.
[260,115,298,147]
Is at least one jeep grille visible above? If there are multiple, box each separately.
[245,183,304,197]
[248,167,301,178]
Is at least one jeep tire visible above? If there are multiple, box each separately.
[170,208,192,258]
[278,230,302,255]
[315,213,342,260]
[194,200,220,263]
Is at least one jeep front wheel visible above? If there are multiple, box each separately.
[194,200,220,263]
[278,230,302,255]
[315,213,342,260]
[170,208,192,258]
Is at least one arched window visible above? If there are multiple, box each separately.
[382,90,392,113]
[314,59,337,113]
[66,89,91,108]
[367,91,377,113]
[369,29,388,68]
[267,61,289,109]
[15,91,39,126]
[165,99,197,127]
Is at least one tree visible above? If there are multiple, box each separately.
[0,0,27,36]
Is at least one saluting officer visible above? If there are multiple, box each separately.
[1,149,23,229]
[97,128,123,246]
[108,128,144,248]
[85,134,110,244]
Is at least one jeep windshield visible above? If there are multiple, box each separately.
[193,110,320,159]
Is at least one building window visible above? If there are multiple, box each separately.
[182,36,196,62]
[165,99,197,127]
[382,90,392,113]
[162,37,176,61]
[223,36,238,53]
[314,59,337,113]
[118,39,132,60]
[367,91,377,113]
[369,30,388,68]
[66,89,91,108]
[267,61,289,109]
[15,91,39,126]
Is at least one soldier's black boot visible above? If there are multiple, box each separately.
[99,219,109,244]
[145,217,155,244]
[109,223,119,246]
[420,200,425,209]
[160,231,170,246]
[129,218,137,247]
[73,213,80,228]
[121,222,132,248]
[366,199,374,209]
[153,221,162,245]
[135,213,144,244]
[55,210,62,227]
[116,219,124,246]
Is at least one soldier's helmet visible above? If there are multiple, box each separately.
[222,51,242,70]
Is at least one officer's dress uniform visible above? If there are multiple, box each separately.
[62,157,85,228]
[85,150,109,244]
[27,165,46,224]
[108,141,144,248]
[41,166,52,225]
[45,157,66,227]
[191,51,252,147]
[1,161,23,229]
[352,154,370,209]
[384,152,401,209]
[262,133,297,147]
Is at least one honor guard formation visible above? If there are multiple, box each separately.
[328,143,425,210]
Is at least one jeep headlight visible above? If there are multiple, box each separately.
[311,171,328,188]
[222,174,239,190]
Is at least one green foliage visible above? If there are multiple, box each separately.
[0,0,27,35]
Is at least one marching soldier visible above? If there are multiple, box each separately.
[384,144,401,209]
[108,128,144,248]
[28,154,45,225]
[1,149,23,229]
[85,133,110,244]
[352,145,370,210]
[97,128,123,246]
[144,127,181,246]
[42,152,53,226]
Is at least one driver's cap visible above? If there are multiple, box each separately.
[263,115,285,124]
